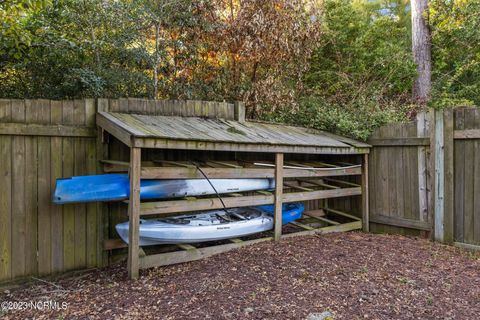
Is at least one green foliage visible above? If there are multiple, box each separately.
[265,96,408,141]
[0,0,50,59]
[429,0,480,108]
[1,0,479,141]
[264,0,416,140]
[0,0,319,106]
[1,0,153,98]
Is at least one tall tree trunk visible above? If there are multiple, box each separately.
[411,0,432,103]
[153,22,160,99]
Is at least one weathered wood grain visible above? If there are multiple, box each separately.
[0,122,96,137]
[85,99,97,268]
[0,99,12,280]
[36,99,52,275]
[361,153,369,232]
[367,137,429,146]
[463,109,476,243]
[454,109,465,242]
[369,215,431,231]
[24,100,38,276]
[474,109,480,244]
[368,115,432,236]
[128,147,141,280]
[11,100,26,278]
[73,100,87,270]
[62,100,76,271]
[443,109,454,243]
[140,187,361,216]
[50,100,64,273]
[0,98,371,282]
[274,153,284,241]
[454,129,480,139]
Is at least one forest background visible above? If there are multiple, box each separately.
[1,0,478,140]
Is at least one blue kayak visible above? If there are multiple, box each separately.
[116,203,304,245]
[257,203,304,225]
[53,173,274,204]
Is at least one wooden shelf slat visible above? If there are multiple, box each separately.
[140,166,361,179]
[312,216,340,225]
[321,207,361,221]
[322,177,361,187]
[101,159,363,179]
[297,179,340,189]
[140,187,361,216]
[284,182,314,192]
[290,221,315,230]
[177,244,196,250]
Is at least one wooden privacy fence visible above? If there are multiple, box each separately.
[367,112,432,236]
[1,98,478,284]
[368,106,480,250]
[435,107,480,248]
[0,98,238,283]
[0,99,102,283]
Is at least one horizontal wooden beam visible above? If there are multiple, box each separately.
[140,237,271,269]
[102,161,363,178]
[141,166,363,179]
[104,238,127,250]
[370,215,431,231]
[368,137,430,147]
[0,122,96,137]
[312,216,340,225]
[289,221,315,230]
[282,221,362,238]
[283,187,361,202]
[321,207,361,221]
[96,112,132,147]
[454,129,480,140]
[133,137,370,155]
[140,187,361,216]
[453,242,480,251]
[303,209,325,217]
[141,194,272,215]
[322,178,361,188]
[139,220,361,269]
[101,160,158,172]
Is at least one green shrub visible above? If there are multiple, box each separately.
[263,0,416,140]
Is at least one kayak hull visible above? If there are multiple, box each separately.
[53,173,274,204]
[116,203,304,245]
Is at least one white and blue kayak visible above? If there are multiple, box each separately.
[116,203,304,245]
[53,173,274,204]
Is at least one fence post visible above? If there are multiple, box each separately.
[128,147,141,279]
[433,109,444,242]
[443,109,454,243]
[417,112,428,231]
[234,101,245,123]
[274,153,284,241]
[433,108,454,243]
[361,153,369,232]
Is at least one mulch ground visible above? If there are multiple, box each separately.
[1,232,479,320]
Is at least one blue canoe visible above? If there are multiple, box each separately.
[53,173,274,204]
[116,203,304,245]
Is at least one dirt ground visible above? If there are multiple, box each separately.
[1,232,479,320]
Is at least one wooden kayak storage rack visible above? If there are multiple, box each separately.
[95,106,370,279]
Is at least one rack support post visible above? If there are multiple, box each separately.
[361,153,369,232]
[274,153,284,241]
[128,147,141,279]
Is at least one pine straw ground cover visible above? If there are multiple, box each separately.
[1,232,479,320]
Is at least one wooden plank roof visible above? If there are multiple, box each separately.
[97,112,370,154]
